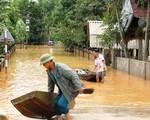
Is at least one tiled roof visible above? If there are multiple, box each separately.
[130,0,147,20]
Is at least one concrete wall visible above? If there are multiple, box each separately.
[74,47,80,56]
[83,49,89,59]
[146,62,150,80]
[130,59,145,78]
[117,57,129,73]
[116,57,150,80]
[74,47,150,80]
[74,47,94,61]
[111,49,121,69]
[74,47,111,63]
[79,48,84,57]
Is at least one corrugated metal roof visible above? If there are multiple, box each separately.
[88,21,106,35]
[87,21,107,48]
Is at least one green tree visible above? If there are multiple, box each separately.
[16,0,47,44]
[15,19,26,43]
[97,0,129,57]
[0,0,20,36]
[46,0,106,51]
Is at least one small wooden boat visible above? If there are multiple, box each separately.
[11,91,75,119]
[75,69,101,82]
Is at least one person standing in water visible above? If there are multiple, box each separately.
[40,53,84,120]
[92,50,107,83]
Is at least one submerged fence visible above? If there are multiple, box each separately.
[74,47,150,80]
[115,57,150,80]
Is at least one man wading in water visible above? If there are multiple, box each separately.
[92,50,107,83]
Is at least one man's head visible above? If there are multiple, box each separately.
[91,49,99,59]
[92,52,99,59]
[40,53,55,65]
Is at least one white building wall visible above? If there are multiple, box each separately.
[88,21,106,48]
[127,40,139,49]
[127,39,150,49]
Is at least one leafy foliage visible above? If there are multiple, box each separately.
[97,24,118,48]
[0,0,20,36]
[46,0,106,50]
[0,0,132,52]
[15,19,26,43]
[96,0,122,49]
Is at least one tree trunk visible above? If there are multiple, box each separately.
[143,1,150,61]
[48,27,50,41]
[115,0,128,58]
[138,39,143,60]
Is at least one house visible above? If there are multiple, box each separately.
[120,0,149,58]
[87,21,107,48]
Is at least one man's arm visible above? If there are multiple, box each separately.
[93,65,97,72]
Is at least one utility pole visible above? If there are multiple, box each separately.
[4,28,8,78]
[26,14,30,48]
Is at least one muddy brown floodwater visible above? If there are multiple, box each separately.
[0,45,150,120]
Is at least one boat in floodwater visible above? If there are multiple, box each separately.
[75,69,101,82]
[11,91,75,119]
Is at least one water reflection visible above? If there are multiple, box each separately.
[49,46,54,55]
[0,45,150,120]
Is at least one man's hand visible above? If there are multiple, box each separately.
[77,89,84,94]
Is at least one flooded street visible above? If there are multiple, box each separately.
[0,45,150,120]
